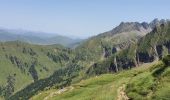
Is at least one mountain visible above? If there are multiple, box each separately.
[1,19,170,100]
[0,41,75,99]
[103,21,152,36]
[75,19,165,66]
[87,19,170,75]
[0,29,82,47]
[30,19,170,100]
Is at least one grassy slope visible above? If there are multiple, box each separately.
[126,61,170,99]
[31,61,161,100]
[0,41,72,93]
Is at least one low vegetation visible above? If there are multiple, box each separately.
[31,55,170,100]
[1,20,170,100]
[30,62,156,100]
[0,41,74,99]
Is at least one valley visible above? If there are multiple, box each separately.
[0,19,170,100]
[0,0,170,99]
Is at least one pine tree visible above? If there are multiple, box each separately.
[5,75,15,98]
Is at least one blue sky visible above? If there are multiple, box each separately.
[0,0,169,38]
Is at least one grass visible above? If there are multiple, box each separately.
[0,41,72,94]
[152,67,170,100]
[31,62,158,100]
[32,74,128,100]
[126,61,170,100]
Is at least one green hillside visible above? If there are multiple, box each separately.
[0,41,74,98]
[31,58,170,100]
[1,20,170,100]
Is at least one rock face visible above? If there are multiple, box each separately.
[103,22,152,36]
[165,41,170,53]
[149,18,169,28]
[103,18,169,37]
[156,45,163,59]
[111,22,152,35]
[86,19,170,75]
[137,52,154,63]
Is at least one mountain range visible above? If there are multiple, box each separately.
[0,29,82,47]
[0,18,170,100]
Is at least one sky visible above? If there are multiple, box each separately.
[0,0,169,39]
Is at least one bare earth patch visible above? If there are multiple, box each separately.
[117,84,129,100]
[43,86,74,100]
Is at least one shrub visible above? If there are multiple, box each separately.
[162,55,170,66]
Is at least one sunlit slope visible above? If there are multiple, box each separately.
[0,41,73,93]
[31,61,160,100]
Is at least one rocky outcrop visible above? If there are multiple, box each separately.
[109,62,118,73]
[103,47,111,58]
[117,58,136,70]
[112,47,120,54]
[86,19,170,76]
[152,45,159,61]
[164,41,170,53]
[136,52,154,63]
[156,45,163,59]
[110,22,152,35]
[114,57,118,72]
[149,18,169,29]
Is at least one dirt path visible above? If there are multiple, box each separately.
[43,86,74,100]
[117,84,129,100]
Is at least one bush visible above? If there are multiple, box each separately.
[162,55,170,66]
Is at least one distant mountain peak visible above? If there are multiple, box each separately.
[110,21,151,35]
[149,18,170,28]
[105,19,170,36]
[141,22,150,29]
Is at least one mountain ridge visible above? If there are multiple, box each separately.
[0,28,82,47]
[1,19,170,100]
